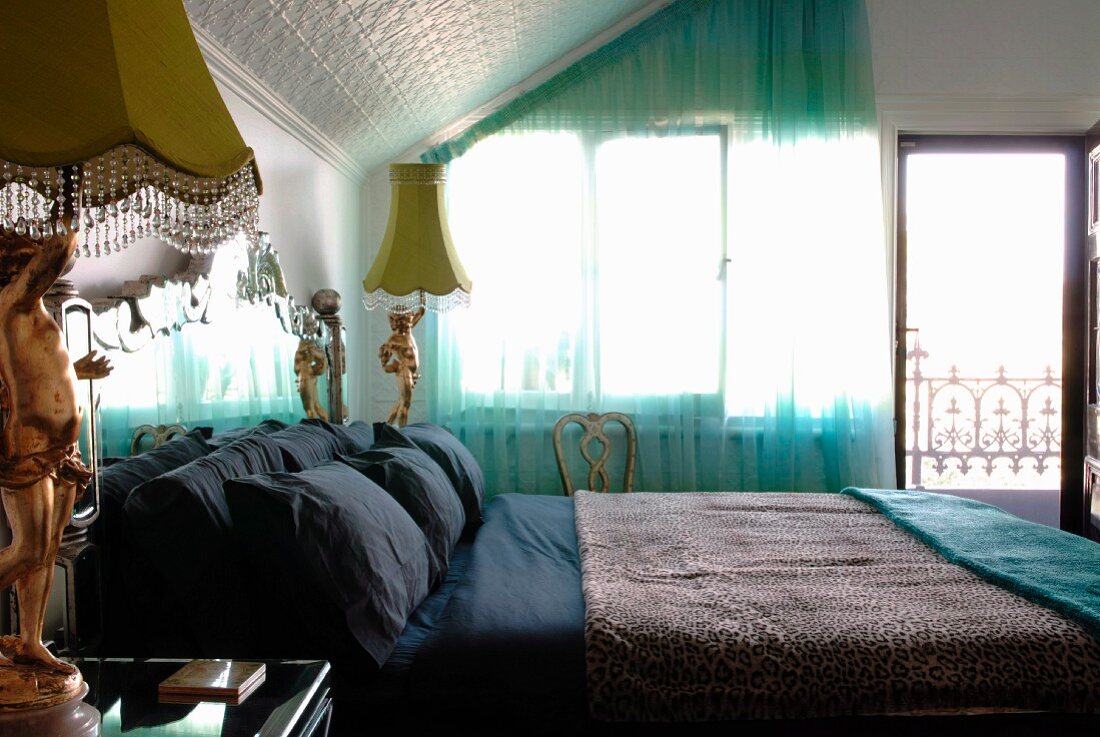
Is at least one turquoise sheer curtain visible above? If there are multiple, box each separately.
[421,0,894,496]
[98,303,303,457]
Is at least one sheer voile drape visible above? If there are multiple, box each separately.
[98,305,303,457]
[420,0,894,496]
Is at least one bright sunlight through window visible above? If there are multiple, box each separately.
[596,135,723,394]
[446,132,724,396]
[904,152,1065,491]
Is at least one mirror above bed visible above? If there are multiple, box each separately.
[46,232,349,531]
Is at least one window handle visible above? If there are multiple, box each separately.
[718,257,731,281]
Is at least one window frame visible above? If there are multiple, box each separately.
[448,125,731,404]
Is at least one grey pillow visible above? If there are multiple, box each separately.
[123,434,286,654]
[381,422,486,536]
[301,418,376,453]
[224,461,434,669]
[204,418,288,449]
[339,440,464,587]
[266,421,345,471]
[97,429,213,654]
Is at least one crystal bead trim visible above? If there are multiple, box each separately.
[0,145,259,258]
[362,287,470,314]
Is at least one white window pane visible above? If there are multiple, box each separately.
[595,135,723,394]
[906,153,1065,377]
[904,151,1065,493]
[724,137,888,417]
[447,133,585,393]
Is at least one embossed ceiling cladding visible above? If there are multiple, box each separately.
[186,0,655,173]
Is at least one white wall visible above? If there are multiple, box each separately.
[867,0,1100,100]
[867,0,1100,147]
[69,82,368,420]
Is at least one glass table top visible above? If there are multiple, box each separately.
[74,659,330,737]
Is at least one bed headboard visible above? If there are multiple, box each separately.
[45,232,347,531]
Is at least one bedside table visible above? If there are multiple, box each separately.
[72,658,332,737]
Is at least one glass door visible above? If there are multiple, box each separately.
[896,136,1086,528]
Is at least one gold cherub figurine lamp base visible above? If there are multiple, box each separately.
[0,643,83,711]
[363,163,472,427]
[0,678,98,736]
[0,230,101,715]
[379,307,425,427]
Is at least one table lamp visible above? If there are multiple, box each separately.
[363,163,471,426]
[0,0,260,718]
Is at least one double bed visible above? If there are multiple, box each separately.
[88,418,1100,736]
[76,235,1100,736]
[343,487,1100,734]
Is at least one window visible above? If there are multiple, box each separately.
[445,131,725,397]
[443,128,889,430]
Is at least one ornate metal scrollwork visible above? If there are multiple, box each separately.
[91,270,213,353]
[905,335,1061,488]
[239,231,289,302]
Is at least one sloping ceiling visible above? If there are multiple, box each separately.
[185,0,656,174]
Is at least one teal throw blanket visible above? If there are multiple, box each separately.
[842,487,1100,639]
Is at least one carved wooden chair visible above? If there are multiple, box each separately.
[130,423,188,455]
[552,412,637,496]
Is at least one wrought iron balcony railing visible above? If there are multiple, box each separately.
[905,337,1060,490]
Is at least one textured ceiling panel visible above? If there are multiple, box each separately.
[186,0,655,173]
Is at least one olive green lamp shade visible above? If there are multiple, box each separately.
[363,164,472,313]
[0,0,261,257]
[0,0,256,181]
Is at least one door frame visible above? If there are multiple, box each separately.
[894,134,1088,534]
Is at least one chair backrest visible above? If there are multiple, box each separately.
[130,423,189,455]
[552,412,636,496]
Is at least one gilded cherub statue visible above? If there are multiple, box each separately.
[294,338,329,421]
[0,229,110,707]
[379,307,424,426]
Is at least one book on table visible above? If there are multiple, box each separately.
[158,659,267,706]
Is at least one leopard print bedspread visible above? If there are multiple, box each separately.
[574,490,1100,721]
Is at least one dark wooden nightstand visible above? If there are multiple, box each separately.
[72,658,332,737]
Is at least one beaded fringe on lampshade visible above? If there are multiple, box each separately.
[362,288,471,314]
[0,144,260,257]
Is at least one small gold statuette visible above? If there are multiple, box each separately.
[294,338,329,420]
[379,307,424,427]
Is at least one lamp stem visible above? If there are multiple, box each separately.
[378,306,425,426]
